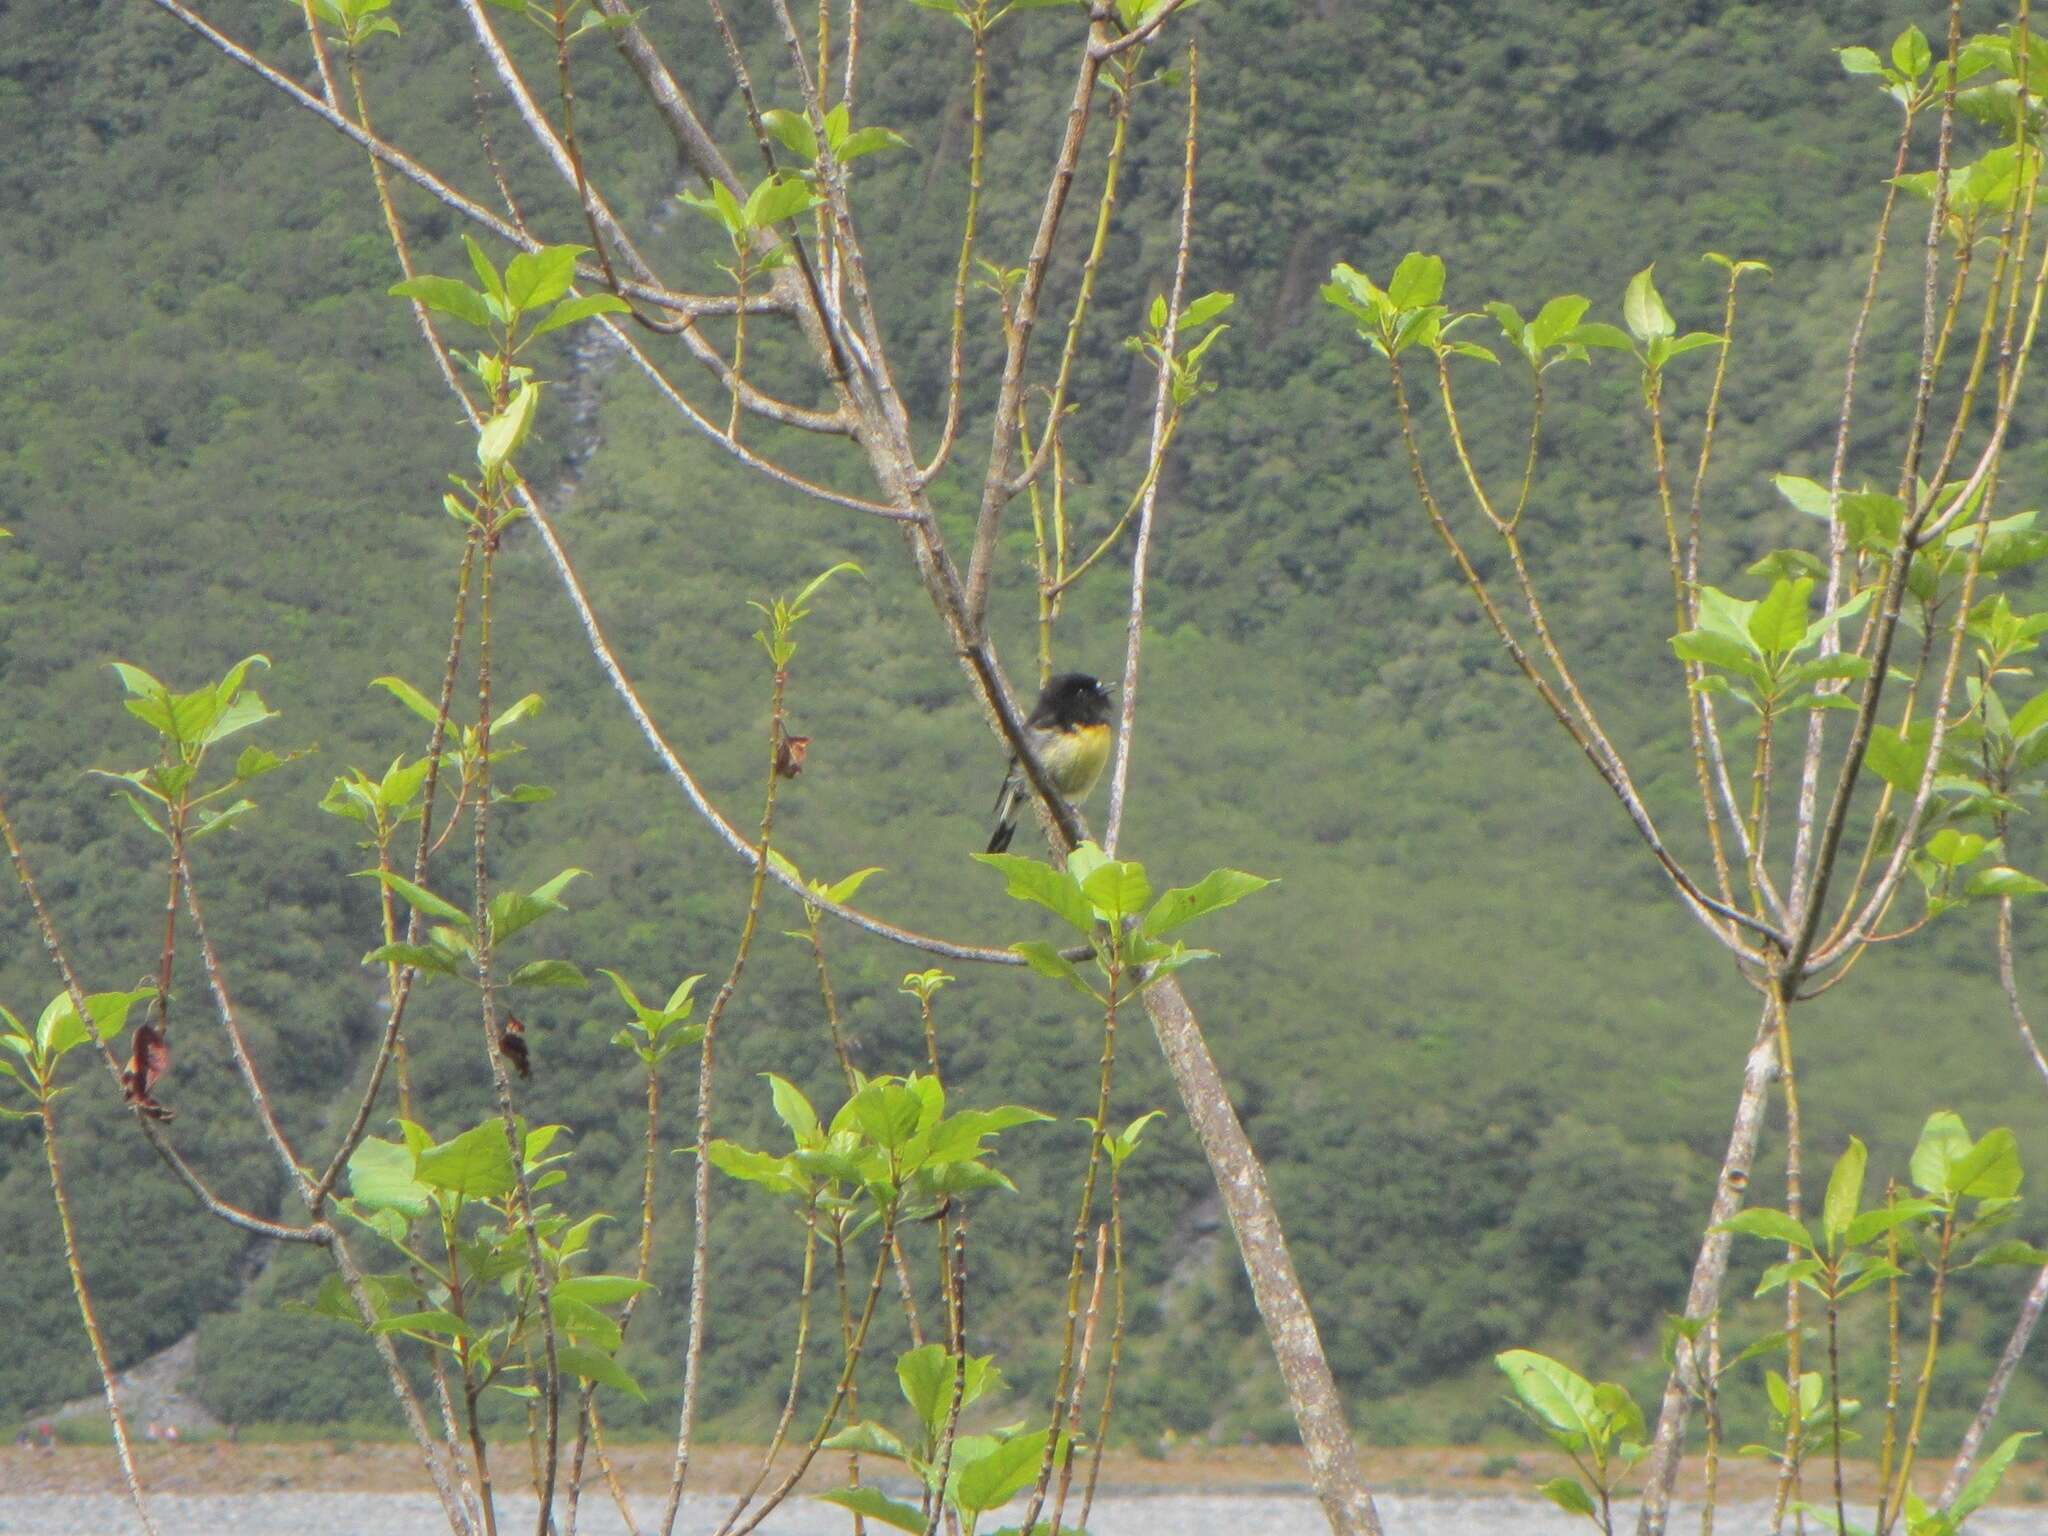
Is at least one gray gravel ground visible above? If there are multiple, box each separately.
[2,1494,2042,1535]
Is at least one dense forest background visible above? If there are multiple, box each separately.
[5,0,2048,1453]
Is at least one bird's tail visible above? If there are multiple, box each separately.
[985,759,1024,854]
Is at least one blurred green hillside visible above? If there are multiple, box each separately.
[4,0,2047,1450]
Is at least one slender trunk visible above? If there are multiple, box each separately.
[39,1103,161,1536]
[1141,977,1384,1536]
[1637,1016,1779,1536]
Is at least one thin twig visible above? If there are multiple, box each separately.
[961,20,1108,636]
[524,503,1023,962]
[1103,42,1196,855]
[656,667,792,1536]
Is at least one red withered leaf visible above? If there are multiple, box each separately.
[497,1015,531,1080]
[774,733,811,780]
[122,1022,172,1121]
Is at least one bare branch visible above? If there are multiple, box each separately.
[150,0,738,321]
[1789,106,1918,905]
[1387,353,1776,953]
[592,313,910,513]
[1002,52,1138,501]
[1091,0,1195,58]
[962,22,1108,637]
[913,21,989,488]
[523,500,1024,963]
[1103,41,1197,855]
[457,0,850,435]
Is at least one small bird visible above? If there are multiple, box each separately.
[986,673,1116,854]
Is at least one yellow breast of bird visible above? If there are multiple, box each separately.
[1041,721,1113,798]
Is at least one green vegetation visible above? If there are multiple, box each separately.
[6,0,2048,1491]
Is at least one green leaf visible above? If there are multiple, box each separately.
[1892,23,1932,79]
[1080,858,1150,921]
[1110,1109,1166,1166]
[36,988,154,1058]
[821,867,885,906]
[1911,1111,1973,1199]
[2009,688,2048,743]
[525,293,631,343]
[504,245,586,312]
[478,380,540,472]
[896,1342,952,1437]
[1496,1349,1596,1443]
[1623,265,1675,342]
[508,959,587,989]
[555,1344,645,1399]
[1774,474,1834,520]
[760,108,819,160]
[704,1139,805,1196]
[359,869,472,928]
[852,1079,924,1152]
[1755,1258,1826,1297]
[1009,941,1097,999]
[954,1428,1058,1514]
[1387,252,1445,311]
[1953,1431,2040,1521]
[1837,1259,1906,1298]
[765,1073,824,1149]
[1866,725,1933,793]
[1567,321,1635,352]
[1744,552,1826,589]
[1141,868,1276,937]
[1536,1476,1598,1517]
[371,674,445,727]
[1950,1127,2022,1202]
[815,1488,926,1533]
[463,234,507,307]
[364,942,462,979]
[415,1120,519,1199]
[390,276,493,332]
[820,1421,912,1461]
[1661,331,1726,361]
[1713,1208,1815,1251]
[1321,264,1391,330]
[1968,866,2048,897]
[1671,629,1768,680]
[1924,830,1993,868]
[348,1137,433,1217]
[33,997,87,1062]
[1844,1199,1940,1248]
[117,790,167,839]
[552,1295,623,1351]
[1823,1137,1867,1252]
[789,560,863,615]
[553,1275,652,1307]
[1964,1240,2048,1269]
[744,173,823,230]
[371,1309,476,1342]
[836,126,911,163]
[1838,491,1905,552]
[1182,291,1236,330]
[1839,45,1886,75]
[1530,295,1590,351]
[1749,577,1814,656]
[973,852,1095,934]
